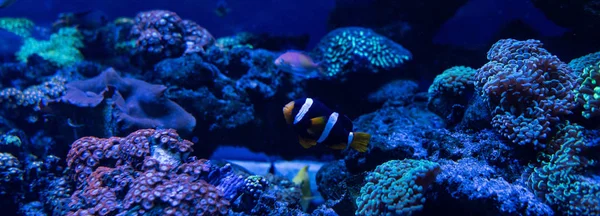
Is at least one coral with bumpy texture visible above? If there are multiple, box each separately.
[427,66,476,121]
[0,153,23,194]
[130,10,214,62]
[474,39,578,148]
[528,122,600,216]
[66,129,193,185]
[428,66,476,98]
[65,130,255,215]
[313,27,412,78]
[569,51,600,74]
[355,159,441,216]
[574,61,600,118]
[0,76,66,110]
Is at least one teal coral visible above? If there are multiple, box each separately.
[528,122,600,216]
[428,66,476,98]
[355,159,441,216]
[568,51,600,74]
[0,18,34,38]
[313,27,412,77]
[16,27,84,67]
[574,61,600,118]
[427,66,476,121]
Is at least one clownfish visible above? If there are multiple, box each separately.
[282,98,370,152]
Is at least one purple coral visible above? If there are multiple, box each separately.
[55,67,196,134]
[474,39,578,148]
[64,129,262,215]
[130,10,215,62]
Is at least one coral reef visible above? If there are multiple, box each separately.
[0,18,34,38]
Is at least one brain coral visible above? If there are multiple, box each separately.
[474,39,578,148]
[312,27,412,78]
[355,159,441,216]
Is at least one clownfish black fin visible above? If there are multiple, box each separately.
[307,116,326,135]
[329,142,347,150]
[298,136,317,149]
[350,132,371,152]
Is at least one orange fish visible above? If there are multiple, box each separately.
[274,51,325,78]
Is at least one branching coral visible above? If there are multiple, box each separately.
[355,159,441,216]
[528,121,600,215]
[474,39,578,148]
[16,27,84,67]
[313,27,412,78]
[569,51,600,74]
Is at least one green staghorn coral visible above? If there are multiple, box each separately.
[574,61,600,118]
[355,159,441,216]
[528,121,600,216]
[0,18,34,38]
[16,27,84,67]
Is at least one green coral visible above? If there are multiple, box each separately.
[0,18,34,38]
[574,61,600,118]
[528,121,600,215]
[428,66,476,98]
[427,66,476,120]
[16,27,84,67]
[569,51,600,74]
[313,27,412,78]
[356,159,441,216]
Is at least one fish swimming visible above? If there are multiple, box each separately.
[0,0,16,8]
[274,51,325,79]
[292,165,312,212]
[283,97,371,152]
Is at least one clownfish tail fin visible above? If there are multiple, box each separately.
[349,132,370,152]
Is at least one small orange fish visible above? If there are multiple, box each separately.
[274,51,325,78]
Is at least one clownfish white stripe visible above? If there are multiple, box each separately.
[294,98,313,124]
[317,112,339,143]
[347,132,354,148]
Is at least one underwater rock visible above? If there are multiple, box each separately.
[427,66,476,127]
[344,102,443,173]
[53,67,196,135]
[153,54,219,89]
[367,79,419,106]
[426,158,553,215]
